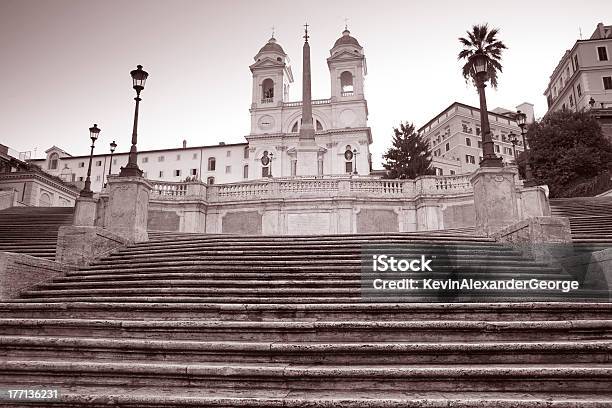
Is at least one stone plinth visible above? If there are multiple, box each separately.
[0,252,67,300]
[492,216,573,264]
[73,196,97,226]
[295,142,320,176]
[56,226,129,268]
[106,175,152,243]
[518,185,551,220]
[470,167,519,236]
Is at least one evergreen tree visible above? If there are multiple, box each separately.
[521,109,612,197]
[382,122,435,179]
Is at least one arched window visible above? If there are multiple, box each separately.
[340,71,354,95]
[292,119,323,133]
[291,122,298,133]
[207,157,216,171]
[39,192,52,207]
[206,176,215,185]
[316,120,323,131]
[261,78,274,102]
[243,146,249,159]
[48,153,59,170]
[243,164,249,179]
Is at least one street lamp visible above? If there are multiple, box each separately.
[119,64,149,177]
[104,140,117,188]
[352,148,358,174]
[589,97,596,109]
[471,53,502,168]
[508,132,518,162]
[269,153,274,177]
[80,124,101,198]
[516,111,534,183]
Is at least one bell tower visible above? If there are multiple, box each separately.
[327,28,367,102]
[249,37,293,109]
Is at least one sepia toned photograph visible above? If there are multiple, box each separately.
[0,0,611,406]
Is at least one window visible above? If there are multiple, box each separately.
[159,171,164,178]
[225,165,231,174]
[569,94,574,107]
[176,154,181,160]
[78,162,85,168]
[243,164,248,179]
[478,141,482,148]
[262,166,270,177]
[445,142,450,152]
[48,153,59,170]
[207,176,215,185]
[78,176,84,181]
[573,54,579,70]
[435,167,443,175]
[262,78,274,102]
[462,123,468,133]
[597,46,608,61]
[207,157,216,171]
[495,145,500,153]
[345,161,353,173]
[192,153,198,160]
[226,150,231,157]
[450,170,456,175]
[291,122,298,133]
[465,155,475,164]
[465,138,471,146]
[143,172,147,178]
[190,169,197,176]
[340,71,354,95]
[604,76,612,90]
[95,160,102,166]
[142,157,148,163]
[174,169,181,177]
[95,175,101,181]
[243,146,249,159]
[113,159,117,165]
[158,156,164,162]
[577,83,582,97]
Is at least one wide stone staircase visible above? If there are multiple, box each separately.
[1,231,611,406]
[550,197,612,254]
[0,206,74,260]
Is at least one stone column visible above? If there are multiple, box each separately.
[105,175,152,243]
[470,167,519,236]
[73,196,97,226]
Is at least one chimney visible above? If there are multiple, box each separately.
[182,140,187,149]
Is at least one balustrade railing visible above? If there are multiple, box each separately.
[148,174,476,203]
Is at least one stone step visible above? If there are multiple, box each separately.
[1,318,612,342]
[2,302,610,321]
[42,273,570,289]
[2,336,611,364]
[0,360,610,392]
[0,387,610,408]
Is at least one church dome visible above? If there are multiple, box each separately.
[333,29,361,48]
[258,37,286,55]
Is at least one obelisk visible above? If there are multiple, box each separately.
[296,23,320,175]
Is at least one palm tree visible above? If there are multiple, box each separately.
[458,24,507,88]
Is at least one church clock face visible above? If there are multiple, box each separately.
[258,115,274,131]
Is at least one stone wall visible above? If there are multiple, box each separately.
[56,226,128,268]
[222,211,262,234]
[0,252,67,300]
[148,210,181,232]
[356,209,398,233]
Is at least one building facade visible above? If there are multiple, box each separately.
[418,102,531,175]
[30,29,373,192]
[544,23,612,113]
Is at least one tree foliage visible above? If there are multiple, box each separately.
[458,24,507,89]
[382,122,435,179]
[520,109,612,197]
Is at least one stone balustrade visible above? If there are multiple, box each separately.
[148,174,475,203]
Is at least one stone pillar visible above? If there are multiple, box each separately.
[106,175,152,243]
[295,145,320,176]
[73,196,97,226]
[470,167,519,236]
[517,185,551,220]
[415,198,443,231]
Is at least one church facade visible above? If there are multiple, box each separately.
[31,29,373,192]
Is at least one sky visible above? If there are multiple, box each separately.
[0,0,609,166]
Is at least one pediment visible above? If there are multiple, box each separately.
[327,50,363,63]
[250,57,285,71]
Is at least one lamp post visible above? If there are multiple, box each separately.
[269,153,274,177]
[352,148,358,174]
[119,65,149,177]
[471,53,503,168]
[516,111,534,183]
[80,124,101,198]
[509,132,518,162]
[589,97,596,109]
[108,140,117,176]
